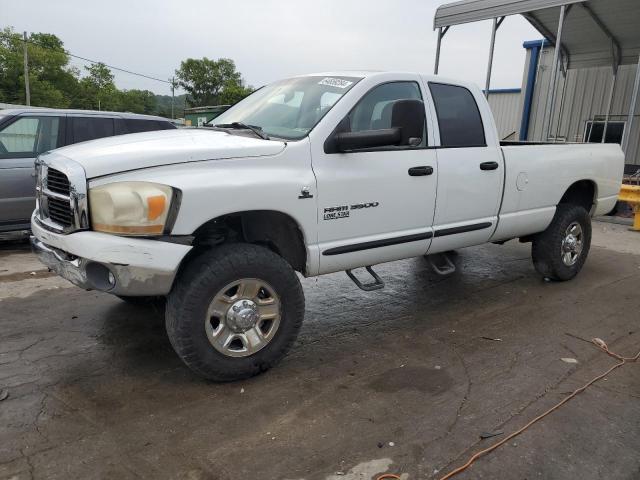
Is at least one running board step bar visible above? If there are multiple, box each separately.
[426,252,456,275]
[346,266,385,291]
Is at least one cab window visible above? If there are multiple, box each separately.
[349,82,423,134]
[428,83,486,147]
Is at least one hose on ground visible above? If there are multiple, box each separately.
[377,337,640,480]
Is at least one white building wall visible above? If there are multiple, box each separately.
[523,45,640,166]
[487,91,522,140]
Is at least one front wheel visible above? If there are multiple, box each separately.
[166,243,305,381]
[532,204,592,281]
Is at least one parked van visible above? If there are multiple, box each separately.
[0,109,176,232]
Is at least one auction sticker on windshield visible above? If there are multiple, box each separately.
[318,77,354,89]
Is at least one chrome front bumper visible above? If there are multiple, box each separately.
[31,235,181,296]
[30,214,192,296]
[31,236,91,289]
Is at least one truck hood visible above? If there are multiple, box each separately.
[46,128,287,178]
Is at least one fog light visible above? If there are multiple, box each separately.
[85,262,117,291]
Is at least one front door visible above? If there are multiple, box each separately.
[0,115,64,230]
[311,80,438,274]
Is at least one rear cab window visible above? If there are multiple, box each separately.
[428,83,486,147]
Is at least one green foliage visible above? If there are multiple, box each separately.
[74,62,117,110]
[175,57,252,107]
[117,89,156,114]
[155,93,187,118]
[0,28,76,107]
[0,27,251,117]
[218,79,253,106]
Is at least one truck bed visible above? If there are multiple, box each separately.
[490,142,625,242]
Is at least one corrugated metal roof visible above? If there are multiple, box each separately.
[433,0,583,28]
[434,0,640,69]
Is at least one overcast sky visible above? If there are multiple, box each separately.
[4,0,540,96]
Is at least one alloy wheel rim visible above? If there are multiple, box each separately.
[205,279,281,357]
[560,222,583,266]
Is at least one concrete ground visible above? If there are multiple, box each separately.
[1,222,639,480]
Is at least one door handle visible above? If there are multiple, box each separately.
[480,161,499,171]
[408,166,433,176]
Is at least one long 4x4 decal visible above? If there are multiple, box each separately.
[323,202,379,220]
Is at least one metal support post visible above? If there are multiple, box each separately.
[622,55,640,156]
[543,5,567,142]
[602,70,617,143]
[434,26,449,75]
[485,17,504,98]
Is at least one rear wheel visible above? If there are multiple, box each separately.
[166,243,304,381]
[532,204,591,281]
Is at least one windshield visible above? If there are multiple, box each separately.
[210,76,361,140]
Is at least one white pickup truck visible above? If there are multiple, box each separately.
[31,71,624,381]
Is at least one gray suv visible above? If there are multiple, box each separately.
[0,109,176,232]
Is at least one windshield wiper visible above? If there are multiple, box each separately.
[213,122,270,140]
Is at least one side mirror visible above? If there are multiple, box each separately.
[390,99,425,146]
[334,128,401,152]
[325,98,426,153]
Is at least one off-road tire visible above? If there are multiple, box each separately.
[532,204,591,281]
[166,243,305,381]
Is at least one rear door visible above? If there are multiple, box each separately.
[424,81,504,253]
[0,114,64,229]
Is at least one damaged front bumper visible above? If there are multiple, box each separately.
[31,214,192,296]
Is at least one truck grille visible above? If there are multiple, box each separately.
[47,197,73,227]
[35,156,88,234]
[46,168,71,196]
[44,168,73,227]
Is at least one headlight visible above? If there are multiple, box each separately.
[89,182,177,235]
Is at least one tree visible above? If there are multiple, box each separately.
[0,27,250,116]
[0,28,78,107]
[218,79,253,105]
[155,93,187,118]
[175,57,251,107]
[117,89,157,114]
[76,62,118,110]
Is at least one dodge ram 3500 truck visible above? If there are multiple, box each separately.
[31,72,624,381]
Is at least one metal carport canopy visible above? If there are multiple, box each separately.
[433,0,640,69]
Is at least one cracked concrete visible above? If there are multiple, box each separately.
[1,222,639,479]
